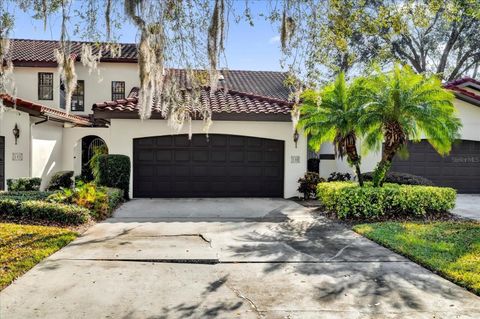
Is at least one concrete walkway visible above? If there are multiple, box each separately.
[453,194,480,220]
[1,199,479,318]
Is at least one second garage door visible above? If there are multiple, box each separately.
[391,140,480,193]
[133,134,284,198]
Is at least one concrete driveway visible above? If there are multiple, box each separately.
[453,194,480,220]
[1,199,479,318]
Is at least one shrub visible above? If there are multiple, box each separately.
[317,182,456,219]
[106,188,124,212]
[0,199,90,225]
[0,191,54,201]
[47,171,74,191]
[361,171,435,186]
[7,178,42,191]
[327,172,352,182]
[92,154,130,199]
[297,172,324,199]
[48,183,123,220]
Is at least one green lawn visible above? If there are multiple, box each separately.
[353,221,480,295]
[0,223,77,290]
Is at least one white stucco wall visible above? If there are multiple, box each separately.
[102,119,307,198]
[31,121,64,189]
[12,62,139,115]
[0,109,31,189]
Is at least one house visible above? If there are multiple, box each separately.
[0,39,479,197]
[0,39,307,198]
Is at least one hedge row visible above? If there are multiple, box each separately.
[317,182,456,219]
[7,178,42,191]
[0,191,54,201]
[0,199,91,225]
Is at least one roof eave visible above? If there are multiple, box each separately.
[93,110,292,122]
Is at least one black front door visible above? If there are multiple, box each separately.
[133,134,284,198]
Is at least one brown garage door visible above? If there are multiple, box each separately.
[133,134,284,198]
[0,136,4,190]
[391,140,480,193]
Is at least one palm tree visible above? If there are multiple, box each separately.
[298,72,365,186]
[359,64,462,187]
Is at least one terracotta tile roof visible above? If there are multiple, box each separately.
[168,69,292,101]
[93,87,294,120]
[444,77,480,107]
[0,94,92,126]
[7,39,137,65]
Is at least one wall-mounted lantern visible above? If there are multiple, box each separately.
[13,124,20,145]
[293,129,299,148]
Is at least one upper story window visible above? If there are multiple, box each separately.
[112,81,125,100]
[71,80,85,112]
[38,73,53,100]
[60,80,84,111]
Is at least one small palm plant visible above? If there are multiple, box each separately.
[298,72,365,186]
[359,64,462,186]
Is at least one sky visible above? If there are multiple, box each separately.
[9,1,284,71]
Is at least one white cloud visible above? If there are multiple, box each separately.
[269,35,280,44]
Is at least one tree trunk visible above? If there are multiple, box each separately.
[373,121,406,187]
[344,133,364,187]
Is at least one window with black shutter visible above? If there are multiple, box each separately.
[38,73,54,100]
[112,81,125,100]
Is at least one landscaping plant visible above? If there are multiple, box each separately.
[297,172,324,199]
[359,65,462,187]
[0,198,90,225]
[361,171,435,186]
[46,171,74,191]
[298,72,366,186]
[91,154,130,199]
[0,191,54,201]
[6,178,41,191]
[317,182,456,219]
[327,172,351,182]
[48,182,122,220]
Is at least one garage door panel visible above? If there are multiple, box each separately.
[192,150,209,162]
[211,151,226,161]
[247,151,262,162]
[133,134,284,197]
[229,151,244,162]
[137,150,155,161]
[174,167,190,177]
[175,150,190,161]
[391,140,480,193]
[174,135,190,146]
[156,150,172,161]
[229,136,245,146]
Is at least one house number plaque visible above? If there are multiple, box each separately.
[12,152,23,161]
[291,155,300,164]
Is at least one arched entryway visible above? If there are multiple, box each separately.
[80,135,108,181]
